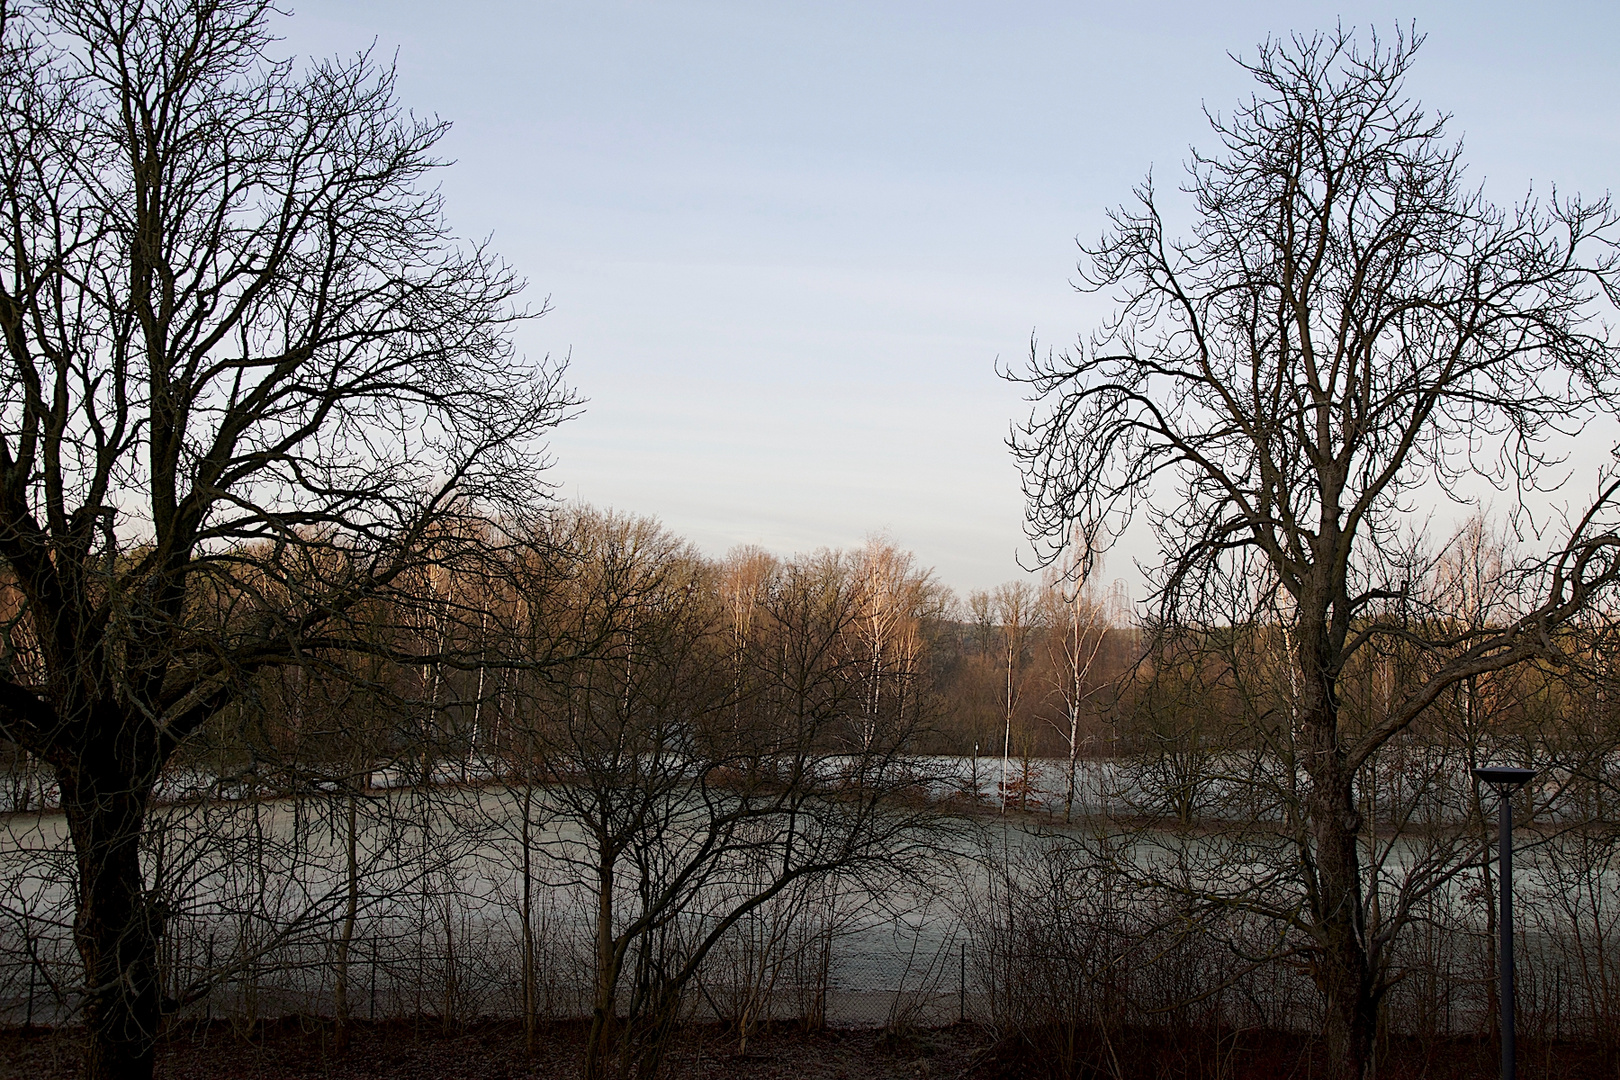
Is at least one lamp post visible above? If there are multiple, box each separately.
[1472,765,1535,1080]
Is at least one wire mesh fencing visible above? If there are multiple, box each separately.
[4,785,1620,1049]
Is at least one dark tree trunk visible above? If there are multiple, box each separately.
[1297,616,1377,1080]
[520,785,539,1057]
[585,856,621,1080]
[1305,744,1376,1080]
[59,714,164,1080]
[334,792,360,1055]
[629,982,685,1080]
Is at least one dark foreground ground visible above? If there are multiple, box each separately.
[3,1019,1618,1080]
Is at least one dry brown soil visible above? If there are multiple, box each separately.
[0,1020,992,1080]
[5,1020,1619,1080]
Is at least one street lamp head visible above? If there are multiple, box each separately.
[1472,766,1536,788]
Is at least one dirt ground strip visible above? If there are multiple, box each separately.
[6,1020,1620,1080]
[0,1020,995,1080]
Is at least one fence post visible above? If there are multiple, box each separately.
[205,933,215,1025]
[959,942,966,1024]
[21,910,33,1031]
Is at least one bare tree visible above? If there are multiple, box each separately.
[1039,544,1123,822]
[514,517,941,1080]
[1012,27,1620,1079]
[0,2,572,1076]
[849,538,941,755]
[971,582,1041,812]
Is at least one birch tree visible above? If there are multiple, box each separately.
[1039,552,1123,822]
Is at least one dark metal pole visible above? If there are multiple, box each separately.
[1473,765,1532,1080]
[1498,790,1515,1080]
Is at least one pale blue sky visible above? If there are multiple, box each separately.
[282,2,1620,596]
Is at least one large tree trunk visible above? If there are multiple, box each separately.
[1299,644,1377,1080]
[60,736,164,1080]
[1306,754,1376,1079]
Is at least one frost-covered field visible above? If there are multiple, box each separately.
[2,756,1619,1040]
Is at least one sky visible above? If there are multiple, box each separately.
[279,2,1620,600]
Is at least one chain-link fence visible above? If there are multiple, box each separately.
[0,906,977,1031]
[4,779,1620,1048]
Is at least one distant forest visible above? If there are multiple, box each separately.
[3,503,1589,822]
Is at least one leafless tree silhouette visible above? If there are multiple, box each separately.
[1011,26,1620,1079]
[0,1,573,1075]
